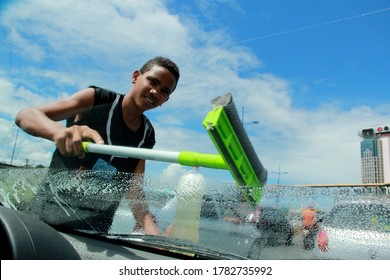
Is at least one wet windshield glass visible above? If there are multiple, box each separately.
[1,167,389,259]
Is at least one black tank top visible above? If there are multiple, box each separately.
[49,86,156,173]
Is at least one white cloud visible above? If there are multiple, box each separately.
[6,27,45,62]
[0,78,58,116]
[1,0,188,68]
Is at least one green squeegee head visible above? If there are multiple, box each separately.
[203,93,267,205]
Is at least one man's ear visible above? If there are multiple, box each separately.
[131,70,141,84]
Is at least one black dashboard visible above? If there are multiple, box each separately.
[0,206,203,260]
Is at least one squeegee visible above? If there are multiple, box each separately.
[203,93,267,204]
[83,93,266,204]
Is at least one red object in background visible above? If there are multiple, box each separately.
[317,230,329,252]
[302,207,316,228]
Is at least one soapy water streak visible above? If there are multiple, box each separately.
[237,8,390,44]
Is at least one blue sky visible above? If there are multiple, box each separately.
[0,0,389,185]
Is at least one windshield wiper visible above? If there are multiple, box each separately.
[105,233,247,260]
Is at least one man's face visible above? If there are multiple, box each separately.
[132,65,177,110]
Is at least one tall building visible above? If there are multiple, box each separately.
[360,136,390,183]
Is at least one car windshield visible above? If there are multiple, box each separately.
[1,1,390,262]
[1,167,389,260]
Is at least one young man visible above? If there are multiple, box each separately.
[16,56,180,235]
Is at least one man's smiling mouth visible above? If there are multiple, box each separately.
[144,95,156,105]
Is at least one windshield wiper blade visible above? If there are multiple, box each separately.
[105,233,247,260]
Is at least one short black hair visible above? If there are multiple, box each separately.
[140,56,180,91]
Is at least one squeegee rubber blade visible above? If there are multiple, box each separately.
[204,93,267,204]
[219,95,267,186]
[204,108,261,203]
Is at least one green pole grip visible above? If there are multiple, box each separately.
[178,151,227,170]
[82,142,90,152]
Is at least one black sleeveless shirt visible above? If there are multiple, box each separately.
[49,86,156,173]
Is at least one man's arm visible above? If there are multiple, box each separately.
[15,88,104,159]
[127,159,160,235]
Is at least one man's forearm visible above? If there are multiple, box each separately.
[16,107,64,141]
[127,175,160,235]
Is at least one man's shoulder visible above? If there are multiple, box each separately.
[89,86,123,104]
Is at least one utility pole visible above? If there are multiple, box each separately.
[241,106,259,126]
[0,120,20,166]
[10,127,20,165]
[271,165,288,184]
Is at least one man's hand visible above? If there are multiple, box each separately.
[143,213,161,235]
[53,125,104,159]
[132,213,161,236]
